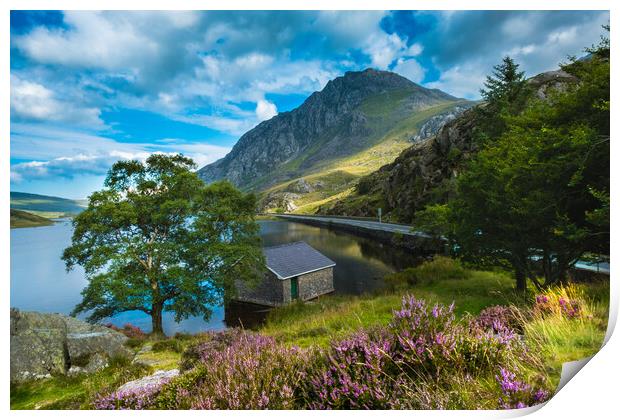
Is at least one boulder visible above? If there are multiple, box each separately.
[10,309,133,382]
[117,369,180,395]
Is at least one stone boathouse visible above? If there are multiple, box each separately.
[235,241,336,306]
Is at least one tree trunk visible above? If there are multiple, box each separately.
[515,266,527,292]
[151,302,164,337]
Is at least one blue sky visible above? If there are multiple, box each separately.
[10,10,609,199]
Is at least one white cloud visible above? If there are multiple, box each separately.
[14,12,158,71]
[11,75,104,127]
[255,99,277,121]
[425,64,487,100]
[406,43,424,56]
[10,123,231,181]
[363,32,407,69]
[393,58,426,84]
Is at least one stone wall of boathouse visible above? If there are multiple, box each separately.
[298,267,335,301]
[234,271,285,307]
[234,267,335,307]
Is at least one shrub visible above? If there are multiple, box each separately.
[534,284,588,319]
[495,368,549,409]
[303,329,396,409]
[474,305,525,334]
[93,296,554,410]
[156,330,309,409]
[105,323,148,340]
[384,257,469,289]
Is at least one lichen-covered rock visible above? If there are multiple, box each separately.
[261,191,300,213]
[412,104,473,142]
[116,369,179,394]
[10,309,132,382]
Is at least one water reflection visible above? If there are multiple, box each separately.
[11,219,421,335]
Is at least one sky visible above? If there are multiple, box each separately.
[10,10,610,199]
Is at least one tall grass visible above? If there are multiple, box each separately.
[523,284,608,388]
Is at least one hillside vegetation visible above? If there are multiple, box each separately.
[10,209,54,228]
[11,191,86,218]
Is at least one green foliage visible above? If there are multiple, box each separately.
[413,204,452,239]
[451,35,609,290]
[476,56,530,141]
[62,154,264,333]
[384,256,469,289]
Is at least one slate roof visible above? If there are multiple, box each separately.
[264,241,336,280]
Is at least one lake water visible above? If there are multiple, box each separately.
[10,218,420,335]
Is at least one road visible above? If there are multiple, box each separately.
[273,214,432,238]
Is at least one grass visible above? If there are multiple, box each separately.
[522,283,609,389]
[10,357,151,410]
[11,257,609,409]
[260,257,526,347]
[10,208,54,228]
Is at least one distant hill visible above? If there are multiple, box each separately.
[198,68,472,213]
[10,209,54,229]
[10,191,86,217]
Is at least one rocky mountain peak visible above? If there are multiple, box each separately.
[198,68,460,190]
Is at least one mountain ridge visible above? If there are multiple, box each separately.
[198,68,463,192]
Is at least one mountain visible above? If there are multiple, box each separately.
[317,69,580,222]
[10,191,86,217]
[198,68,471,212]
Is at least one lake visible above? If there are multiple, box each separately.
[10,218,421,335]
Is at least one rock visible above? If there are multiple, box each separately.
[261,191,300,213]
[412,104,473,142]
[288,178,314,194]
[527,70,578,100]
[10,309,133,382]
[117,369,180,394]
[67,331,131,367]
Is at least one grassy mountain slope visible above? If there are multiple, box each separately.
[260,100,470,213]
[10,192,86,218]
[10,209,54,229]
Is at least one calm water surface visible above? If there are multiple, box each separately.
[11,219,420,335]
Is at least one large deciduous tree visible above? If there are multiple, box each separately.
[63,154,264,335]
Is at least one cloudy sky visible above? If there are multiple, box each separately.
[10,10,609,198]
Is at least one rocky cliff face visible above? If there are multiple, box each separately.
[198,68,459,190]
[411,104,474,142]
[318,69,578,222]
